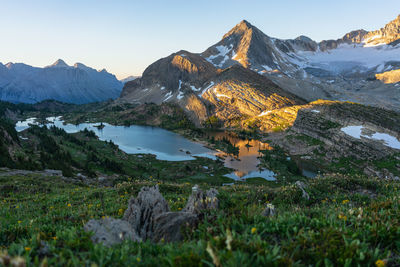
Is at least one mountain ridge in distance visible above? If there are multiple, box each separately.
[0,59,123,104]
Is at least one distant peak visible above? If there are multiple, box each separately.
[74,62,88,69]
[48,59,69,68]
[5,62,14,69]
[295,35,314,42]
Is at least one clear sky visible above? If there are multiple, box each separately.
[1,0,399,79]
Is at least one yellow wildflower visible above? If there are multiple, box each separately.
[18,220,22,224]
[118,208,124,215]
[67,203,71,207]
[251,227,257,234]
[24,247,31,252]
[342,199,350,204]
[136,257,141,262]
[375,259,386,267]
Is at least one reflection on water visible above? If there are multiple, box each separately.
[15,117,277,181]
[16,117,216,161]
[206,131,276,181]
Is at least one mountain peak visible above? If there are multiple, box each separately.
[238,20,253,28]
[49,59,69,68]
[222,19,259,41]
[231,19,255,32]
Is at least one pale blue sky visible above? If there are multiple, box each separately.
[1,0,399,79]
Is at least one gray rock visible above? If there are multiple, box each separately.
[262,203,276,217]
[84,185,219,246]
[84,217,141,246]
[183,186,219,214]
[123,185,169,240]
[295,181,310,200]
[152,212,198,242]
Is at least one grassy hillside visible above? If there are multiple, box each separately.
[0,173,398,266]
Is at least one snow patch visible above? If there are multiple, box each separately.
[199,81,215,97]
[296,43,400,74]
[163,91,173,102]
[190,85,201,92]
[206,44,233,68]
[215,94,231,101]
[258,110,272,117]
[46,116,63,123]
[176,80,184,100]
[262,65,273,71]
[15,117,38,132]
[341,125,400,149]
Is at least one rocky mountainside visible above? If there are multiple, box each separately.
[120,14,400,129]
[120,50,305,126]
[0,59,123,104]
[201,16,400,111]
[363,15,400,46]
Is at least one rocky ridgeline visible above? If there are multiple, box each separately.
[84,185,219,246]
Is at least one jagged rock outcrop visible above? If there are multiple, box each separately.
[262,203,276,217]
[183,185,219,214]
[84,217,141,247]
[295,181,310,200]
[84,185,219,246]
[123,185,170,240]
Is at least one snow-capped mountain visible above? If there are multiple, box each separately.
[0,59,123,104]
[119,14,400,127]
[201,16,400,110]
